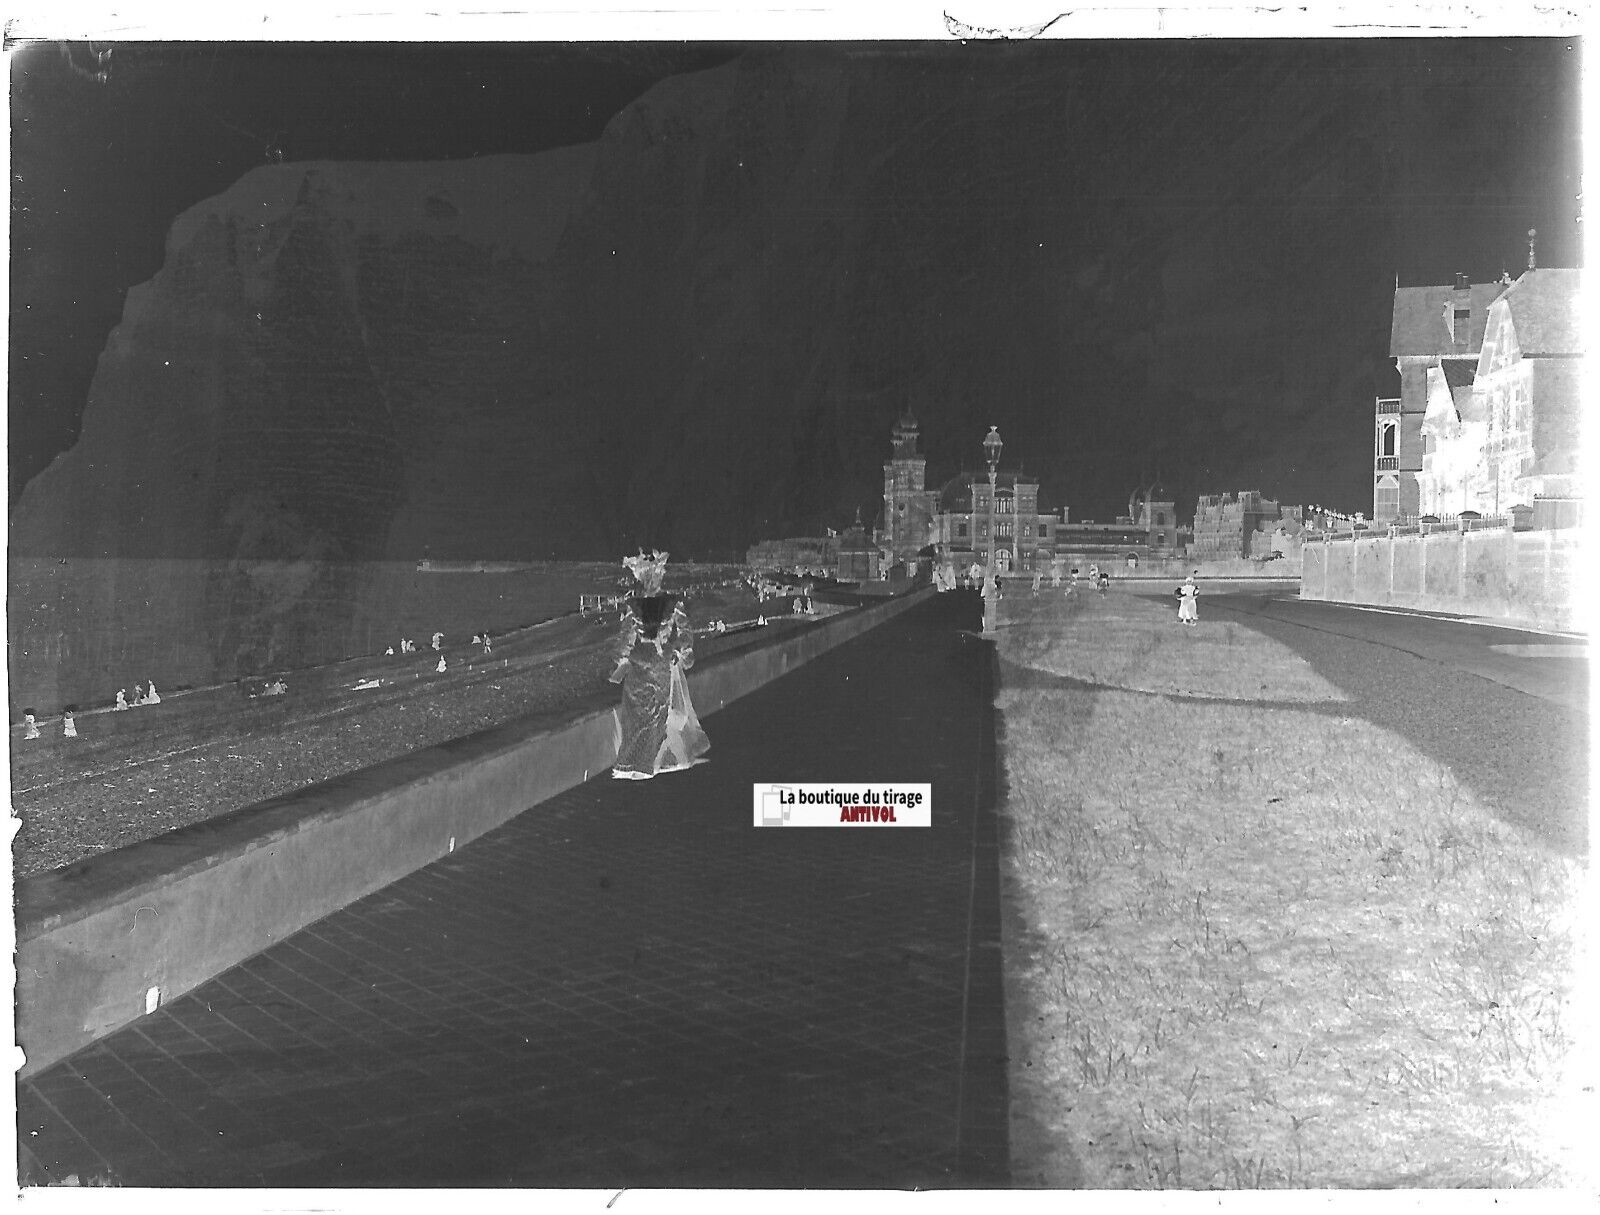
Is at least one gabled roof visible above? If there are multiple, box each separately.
[1496,268,1583,355]
[1441,358,1477,392]
[1390,280,1505,357]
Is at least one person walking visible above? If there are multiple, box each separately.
[1176,574,1200,626]
[609,550,709,780]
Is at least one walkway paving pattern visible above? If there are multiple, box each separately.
[18,592,1008,1188]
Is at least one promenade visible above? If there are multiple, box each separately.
[18,590,1008,1188]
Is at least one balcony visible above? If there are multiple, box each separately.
[1375,456,1399,471]
[1375,398,1401,415]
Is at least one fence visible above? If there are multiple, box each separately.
[1301,525,1580,632]
[1314,514,1514,542]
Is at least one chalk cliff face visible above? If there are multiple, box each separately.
[11,150,596,564]
[12,43,1453,705]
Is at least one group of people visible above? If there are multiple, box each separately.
[116,680,161,710]
[19,676,163,741]
[386,630,493,660]
[1054,564,1112,596]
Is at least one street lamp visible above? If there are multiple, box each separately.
[982,426,1003,633]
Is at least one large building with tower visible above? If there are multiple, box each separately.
[874,412,1180,576]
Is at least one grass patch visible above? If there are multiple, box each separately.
[1000,586,1348,702]
[998,592,1588,1188]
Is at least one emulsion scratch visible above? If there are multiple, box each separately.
[944,9,1066,38]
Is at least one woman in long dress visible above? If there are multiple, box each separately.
[1176,574,1200,626]
[609,550,710,780]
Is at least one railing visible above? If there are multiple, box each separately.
[1374,456,1399,470]
[1308,512,1513,542]
[1375,398,1401,415]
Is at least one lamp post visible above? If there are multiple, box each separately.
[982,426,1003,634]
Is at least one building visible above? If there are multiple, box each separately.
[1471,268,1583,525]
[1191,491,1293,560]
[745,536,839,574]
[1126,488,1181,556]
[836,523,880,582]
[1386,272,1505,523]
[874,414,1182,575]
[1389,265,1581,527]
[929,469,1054,573]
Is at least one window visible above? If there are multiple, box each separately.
[1039,523,1049,538]
[957,522,968,538]
[977,523,987,538]
[1155,512,1167,526]
[997,519,1013,538]
[1378,420,1397,458]
[1374,473,1399,517]
[1453,308,1470,345]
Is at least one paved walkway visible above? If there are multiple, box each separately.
[18,591,1007,1188]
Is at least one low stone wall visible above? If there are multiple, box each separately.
[1301,528,1580,631]
[1008,555,1298,582]
[15,587,934,1078]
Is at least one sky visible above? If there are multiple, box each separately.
[6,30,1586,517]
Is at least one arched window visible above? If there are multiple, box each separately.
[1379,421,1397,458]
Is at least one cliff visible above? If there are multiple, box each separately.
[11,44,1456,709]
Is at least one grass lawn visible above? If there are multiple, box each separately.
[995,587,1591,1189]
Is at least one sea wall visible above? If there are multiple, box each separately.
[15,587,933,1078]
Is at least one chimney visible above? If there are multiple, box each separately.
[1454,272,1469,291]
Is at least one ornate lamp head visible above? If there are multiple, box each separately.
[623,549,670,594]
[982,426,1004,479]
